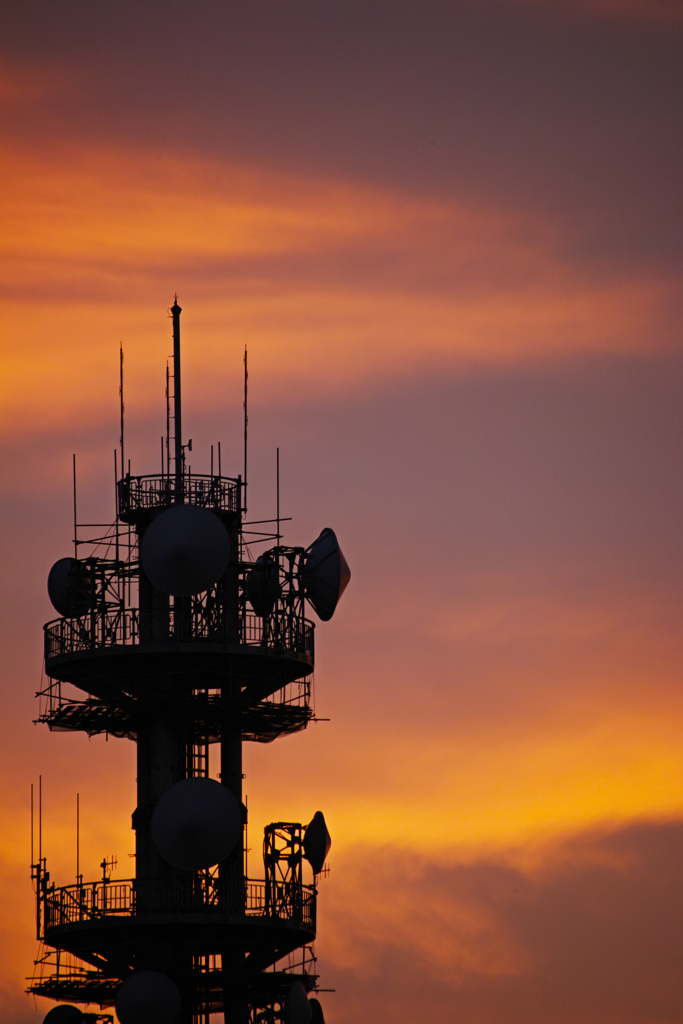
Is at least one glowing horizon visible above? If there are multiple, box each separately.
[1,1,682,1021]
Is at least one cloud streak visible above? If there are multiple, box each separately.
[317,819,683,1024]
[2,144,680,438]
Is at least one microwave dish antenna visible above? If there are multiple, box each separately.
[303,811,331,874]
[115,971,181,1024]
[140,504,230,596]
[304,528,351,621]
[42,1007,84,1024]
[285,981,313,1024]
[150,776,241,870]
[246,552,282,616]
[47,558,92,617]
[309,998,326,1024]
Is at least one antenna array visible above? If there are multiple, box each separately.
[30,303,350,1024]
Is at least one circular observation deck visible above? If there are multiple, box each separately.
[44,608,315,705]
[117,472,241,527]
[39,877,316,970]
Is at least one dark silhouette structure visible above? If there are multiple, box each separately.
[29,301,346,1024]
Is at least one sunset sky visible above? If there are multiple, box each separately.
[1,1,682,1022]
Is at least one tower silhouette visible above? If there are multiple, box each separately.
[30,301,348,1024]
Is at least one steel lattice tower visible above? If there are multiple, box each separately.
[29,301,346,1024]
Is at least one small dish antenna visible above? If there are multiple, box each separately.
[42,1008,84,1024]
[47,558,92,618]
[285,981,312,1024]
[309,998,326,1024]
[140,504,230,596]
[115,971,181,1024]
[150,777,241,870]
[303,811,331,874]
[303,529,350,621]
[246,553,281,617]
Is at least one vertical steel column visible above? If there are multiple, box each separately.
[135,566,176,888]
[221,512,248,1024]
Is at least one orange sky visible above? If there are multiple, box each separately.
[1,2,682,1022]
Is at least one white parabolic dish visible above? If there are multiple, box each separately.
[141,504,230,596]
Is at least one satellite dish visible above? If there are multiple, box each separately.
[151,777,241,870]
[309,997,326,1024]
[140,504,230,596]
[43,1007,84,1024]
[284,981,312,1024]
[303,529,350,621]
[246,553,281,617]
[47,558,92,617]
[115,971,181,1024]
[303,811,331,874]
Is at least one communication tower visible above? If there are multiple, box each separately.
[29,300,350,1024]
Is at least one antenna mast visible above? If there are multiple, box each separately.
[76,793,80,882]
[243,344,248,511]
[72,455,77,556]
[171,297,183,502]
[119,345,124,478]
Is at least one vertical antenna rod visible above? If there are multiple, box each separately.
[119,345,124,477]
[114,450,119,564]
[76,793,80,881]
[171,297,183,501]
[72,455,78,556]
[243,344,248,511]
[276,447,280,547]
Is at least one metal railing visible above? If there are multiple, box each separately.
[117,474,241,518]
[39,876,315,937]
[44,609,314,662]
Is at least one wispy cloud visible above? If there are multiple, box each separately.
[2,144,679,436]
[318,819,683,1024]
